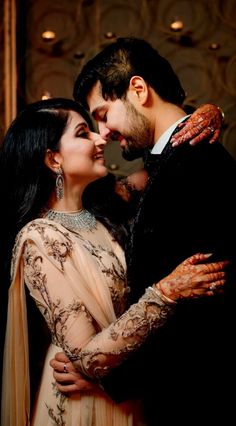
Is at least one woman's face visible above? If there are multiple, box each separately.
[58,110,108,186]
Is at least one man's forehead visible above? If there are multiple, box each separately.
[87,82,107,116]
[87,82,104,110]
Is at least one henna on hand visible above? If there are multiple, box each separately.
[171,104,223,147]
[115,169,149,202]
[155,253,229,301]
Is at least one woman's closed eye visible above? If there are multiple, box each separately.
[77,131,90,139]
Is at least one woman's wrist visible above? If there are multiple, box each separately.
[153,282,177,305]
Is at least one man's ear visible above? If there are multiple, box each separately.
[44,149,62,173]
[128,76,149,105]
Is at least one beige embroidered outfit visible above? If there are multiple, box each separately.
[2,218,172,426]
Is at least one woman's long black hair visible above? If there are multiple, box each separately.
[0,99,90,271]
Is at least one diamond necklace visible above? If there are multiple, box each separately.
[44,208,97,232]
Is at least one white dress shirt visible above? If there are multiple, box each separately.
[151,115,190,154]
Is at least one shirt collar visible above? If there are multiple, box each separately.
[151,115,190,154]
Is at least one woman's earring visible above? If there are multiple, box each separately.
[56,167,64,200]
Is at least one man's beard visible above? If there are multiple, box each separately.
[121,102,152,161]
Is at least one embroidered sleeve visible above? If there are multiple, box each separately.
[21,226,173,380]
[72,287,173,379]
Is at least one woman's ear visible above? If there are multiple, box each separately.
[44,149,61,173]
[128,76,149,105]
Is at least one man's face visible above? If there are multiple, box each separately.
[87,82,152,161]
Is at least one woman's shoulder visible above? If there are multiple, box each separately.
[14,218,75,250]
[11,218,76,277]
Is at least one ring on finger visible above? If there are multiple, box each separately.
[63,363,68,374]
[210,283,216,291]
[207,126,214,134]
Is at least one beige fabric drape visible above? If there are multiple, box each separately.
[1,258,30,425]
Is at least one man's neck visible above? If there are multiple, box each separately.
[151,115,189,154]
[154,102,186,142]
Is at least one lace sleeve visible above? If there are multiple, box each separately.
[72,287,174,379]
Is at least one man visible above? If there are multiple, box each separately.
[54,38,236,424]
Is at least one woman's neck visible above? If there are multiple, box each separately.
[47,194,83,213]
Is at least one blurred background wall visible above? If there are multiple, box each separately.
[0,1,5,140]
[1,0,236,173]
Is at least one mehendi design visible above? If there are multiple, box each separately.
[171,103,223,146]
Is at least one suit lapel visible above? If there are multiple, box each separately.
[128,117,191,268]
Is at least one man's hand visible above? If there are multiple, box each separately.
[171,104,223,147]
[50,352,98,395]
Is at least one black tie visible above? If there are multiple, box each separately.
[143,148,162,174]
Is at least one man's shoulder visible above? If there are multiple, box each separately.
[163,139,235,172]
[144,140,236,199]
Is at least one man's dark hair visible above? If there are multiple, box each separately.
[73,37,186,109]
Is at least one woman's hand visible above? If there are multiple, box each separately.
[115,169,149,202]
[155,253,228,302]
[50,353,98,395]
[171,104,223,147]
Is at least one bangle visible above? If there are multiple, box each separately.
[217,106,225,121]
[150,285,177,305]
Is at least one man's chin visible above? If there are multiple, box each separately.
[122,147,145,161]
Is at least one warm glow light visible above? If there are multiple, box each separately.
[74,51,85,59]
[104,31,116,39]
[41,30,56,42]
[41,91,52,100]
[108,163,119,171]
[209,42,220,50]
[170,20,184,32]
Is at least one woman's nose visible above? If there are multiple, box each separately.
[93,132,107,147]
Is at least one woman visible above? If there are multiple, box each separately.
[0,98,226,426]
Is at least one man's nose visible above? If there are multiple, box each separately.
[98,122,110,140]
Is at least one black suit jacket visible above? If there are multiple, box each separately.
[101,136,236,424]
